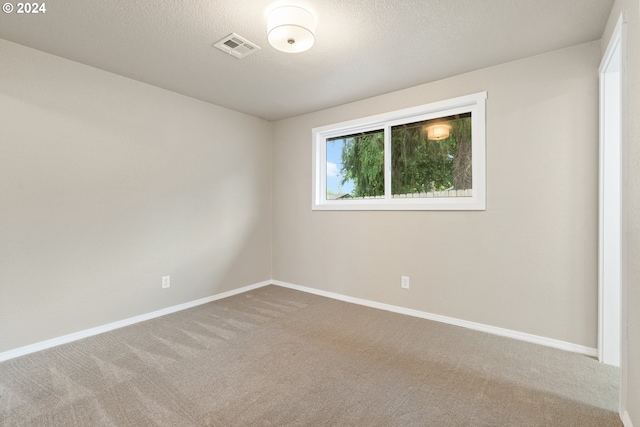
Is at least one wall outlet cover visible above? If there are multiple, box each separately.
[401,276,410,289]
[162,276,171,289]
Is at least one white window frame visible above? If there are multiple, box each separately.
[312,91,487,211]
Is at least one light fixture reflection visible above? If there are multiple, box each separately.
[425,123,451,140]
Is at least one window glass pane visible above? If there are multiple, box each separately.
[313,91,486,210]
[327,129,385,200]
[391,113,472,198]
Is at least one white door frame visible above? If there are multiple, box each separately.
[598,8,627,412]
[598,14,623,367]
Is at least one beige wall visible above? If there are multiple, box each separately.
[273,41,601,348]
[0,40,273,353]
[603,0,640,423]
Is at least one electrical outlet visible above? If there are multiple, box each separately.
[401,276,410,289]
[162,275,170,289]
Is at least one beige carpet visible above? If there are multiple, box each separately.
[0,285,621,426]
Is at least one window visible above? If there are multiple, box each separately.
[312,92,486,210]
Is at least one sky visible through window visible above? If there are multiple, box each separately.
[326,139,354,196]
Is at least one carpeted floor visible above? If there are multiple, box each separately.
[0,285,622,426]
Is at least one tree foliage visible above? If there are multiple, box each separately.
[340,131,385,197]
[340,115,472,197]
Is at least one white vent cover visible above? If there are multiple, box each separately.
[213,33,260,59]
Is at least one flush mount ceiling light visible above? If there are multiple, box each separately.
[425,123,452,140]
[267,5,316,53]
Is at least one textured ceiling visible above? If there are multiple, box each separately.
[0,0,614,121]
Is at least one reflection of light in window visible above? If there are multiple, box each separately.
[425,123,451,140]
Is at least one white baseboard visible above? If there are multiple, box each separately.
[622,411,634,427]
[272,280,598,357]
[0,280,272,363]
[0,279,599,363]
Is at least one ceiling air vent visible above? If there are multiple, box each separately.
[213,33,260,59]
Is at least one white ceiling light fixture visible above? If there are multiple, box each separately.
[267,5,316,53]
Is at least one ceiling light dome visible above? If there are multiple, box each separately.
[267,5,316,53]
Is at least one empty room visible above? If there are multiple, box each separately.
[1,0,639,425]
